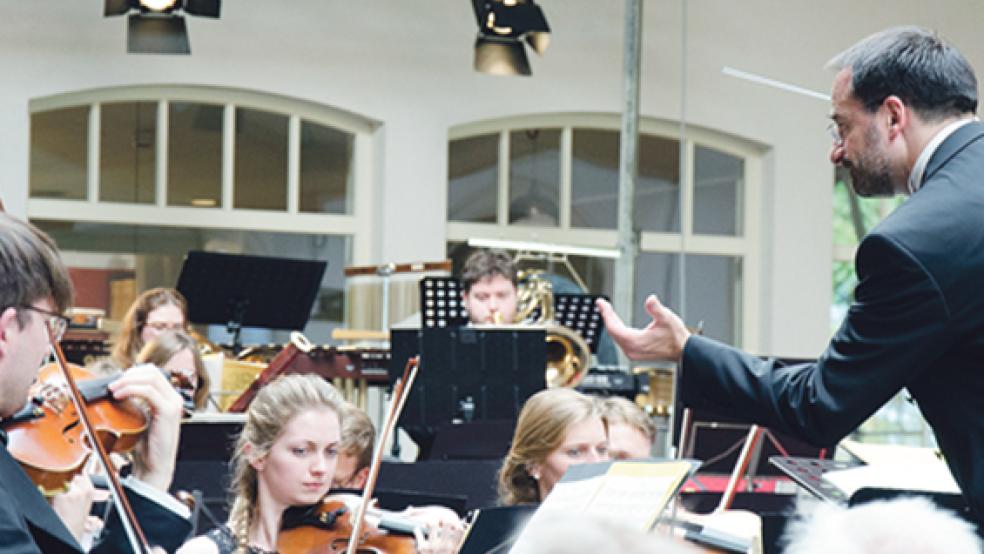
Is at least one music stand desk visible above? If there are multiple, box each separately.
[176,250,326,350]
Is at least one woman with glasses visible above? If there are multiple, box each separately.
[111,287,189,370]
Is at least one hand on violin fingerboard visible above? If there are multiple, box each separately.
[109,364,184,492]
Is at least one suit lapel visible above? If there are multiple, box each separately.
[922,121,984,185]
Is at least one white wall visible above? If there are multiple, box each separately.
[3,0,983,357]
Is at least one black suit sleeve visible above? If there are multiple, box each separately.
[90,483,192,554]
[0,488,44,554]
[679,231,951,447]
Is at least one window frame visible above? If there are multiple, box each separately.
[27,85,377,263]
[447,113,763,350]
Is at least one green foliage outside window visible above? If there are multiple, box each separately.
[832,175,925,445]
[830,175,905,326]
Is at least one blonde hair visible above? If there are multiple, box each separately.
[599,396,657,444]
[340,402,375,473]
[135,330,210,409]
[498,388,603,505]
[111,287,188,368]
[227,374,343,553]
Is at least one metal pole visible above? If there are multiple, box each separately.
[678,0,689,324]
[613,0,643,336]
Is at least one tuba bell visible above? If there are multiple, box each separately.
[516,269,591,388]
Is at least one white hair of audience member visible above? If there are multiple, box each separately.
[783,496,981,554]
[510,514,700,554]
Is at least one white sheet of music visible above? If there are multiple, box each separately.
[582,473,683,528]
[508,459,699,553]
[824,462,960,497]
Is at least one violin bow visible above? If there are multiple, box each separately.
[48,333,152,554]
[345,356,419,554]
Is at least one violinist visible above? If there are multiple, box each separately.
[328,401,466,551]
[331,402,374,490]
[0,213,191,553]
[178,374,341,554]
[177,375,462,554]
[135,330,211,411]
[111,288,189,370]
[498,388,609,505]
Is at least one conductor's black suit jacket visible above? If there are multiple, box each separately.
[679,121,984,523]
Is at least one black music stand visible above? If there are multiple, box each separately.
[176,251,327,352]
[389,326,546,459]
[553,293,607,354]
[419,276,469,328]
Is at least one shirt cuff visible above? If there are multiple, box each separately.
[122,476,192,519]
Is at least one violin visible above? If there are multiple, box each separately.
[3,361,147,496]
[277,494,418,554]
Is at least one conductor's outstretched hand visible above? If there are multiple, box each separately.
[595,295,691,361]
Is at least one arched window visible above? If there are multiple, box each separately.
[446,114,762,349]
[28,85,377,343]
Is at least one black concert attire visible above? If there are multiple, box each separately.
[677,122,984,525]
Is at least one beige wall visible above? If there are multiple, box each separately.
[2,1,982,357]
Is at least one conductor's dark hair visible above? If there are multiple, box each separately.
[828,26,977,121]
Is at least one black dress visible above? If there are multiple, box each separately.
[203,525,277,554]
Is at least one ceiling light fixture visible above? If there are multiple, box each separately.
[471,0,550,76]
[104,0,221,55]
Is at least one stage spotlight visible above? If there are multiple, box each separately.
[471,0,550,76]
[104,0,221,55]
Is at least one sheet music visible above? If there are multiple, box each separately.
[583,473,680,528]
[824,462,960,497]
[508,459,699,553]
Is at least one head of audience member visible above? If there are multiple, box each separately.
[461,249,519,325]
[112,287,188,368]
[498,388,608,505]
[826,26,978,198]
[136,330,210,410]
[0,214,73,418]
[783,496,981,554]
[227,374,344,547]
[510,514,700,554]
[600,396,656,460]
[331,402,375,490]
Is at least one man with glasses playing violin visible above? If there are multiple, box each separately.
[599,26,984,531]
[0,212,192,553]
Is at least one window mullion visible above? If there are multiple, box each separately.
[156,100,168,207]
[287,115,300,214]
[559,126,572,229]
[87,103,100,203]
[221,104,235,211]
[681,138,695,238]
[497,130,509,226]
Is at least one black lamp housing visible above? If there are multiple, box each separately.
[104,0,221,55]
[471,0,551,76]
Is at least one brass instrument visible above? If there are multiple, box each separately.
[516,269,591,388]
